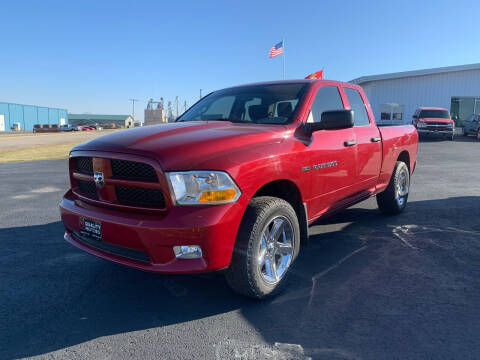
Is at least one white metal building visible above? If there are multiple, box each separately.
[350,63,480,126]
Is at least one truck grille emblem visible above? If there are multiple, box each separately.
[94,172,105,188]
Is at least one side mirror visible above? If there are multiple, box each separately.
[305,109,354,134]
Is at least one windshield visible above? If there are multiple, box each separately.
[177,83,309,125]
[419,110,450,119]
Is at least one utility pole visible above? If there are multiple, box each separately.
[175,96,179,118]
[128,99,138,120]
[184,100,187,112]
[200,89,203,99]
[167,101,173,122]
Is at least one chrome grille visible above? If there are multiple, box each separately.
[71,156,167,210]
[427,122,449,126]
[111,159,158,181]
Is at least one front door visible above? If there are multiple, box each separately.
[0,115,5,132]
[304,85,357,218]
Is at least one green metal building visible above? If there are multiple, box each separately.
[68,114,134,128]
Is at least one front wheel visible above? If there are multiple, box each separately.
[225,196,300,299]
[377,161,410,215]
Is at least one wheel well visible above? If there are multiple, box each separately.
[397,151,410,172]
[253,180,308,246]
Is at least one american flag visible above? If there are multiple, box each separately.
[269,41,284,58]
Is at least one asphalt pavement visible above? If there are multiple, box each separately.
[1,136,479,360]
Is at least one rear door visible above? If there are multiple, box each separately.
[305,84,358,217]
[343,86,382,193]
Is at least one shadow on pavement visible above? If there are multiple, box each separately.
[1,197,479,359]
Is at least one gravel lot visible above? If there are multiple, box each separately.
[0,137,479,360]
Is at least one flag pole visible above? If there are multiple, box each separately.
[282,37,286,80]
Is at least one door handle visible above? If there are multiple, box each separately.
[344,139,356,147]
[371,137,381,142]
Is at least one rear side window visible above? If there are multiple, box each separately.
[344,88,370,126]
[310,86,344,123]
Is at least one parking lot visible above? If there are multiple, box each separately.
[0,137,479,360]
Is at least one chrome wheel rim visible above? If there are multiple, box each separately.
[257,215,294,285]
[396,168,409,206]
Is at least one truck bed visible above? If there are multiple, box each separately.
[377,125,418,191]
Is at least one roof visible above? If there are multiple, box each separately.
[0,101,67,112]
[350,63,480,85]
[417,107,449,111]
[221,79,353,91]
[68,114,132,121]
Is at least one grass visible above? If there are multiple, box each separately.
[0,142,81,163]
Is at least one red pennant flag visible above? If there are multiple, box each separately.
[305,69,324,80]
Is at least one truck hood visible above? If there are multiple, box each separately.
[73,121,286,170]
[419,117,453,124]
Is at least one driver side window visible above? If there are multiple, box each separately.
[310,86,344,123]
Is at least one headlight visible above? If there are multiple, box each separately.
[448,122,454,128]
[417,122,426,128]
[166,171,241,205]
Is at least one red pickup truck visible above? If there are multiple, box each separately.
[60,80,418,298]
[412,107,455,140]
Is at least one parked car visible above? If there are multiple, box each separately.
[462,114,480,140]
[60,80,418,298]
[412,107,455,140]
[81,126,95,131]
[10,122,21,131]
[60,124,77,132]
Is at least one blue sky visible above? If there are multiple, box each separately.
[1,0,479,121]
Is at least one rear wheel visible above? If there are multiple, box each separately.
[225,196,300,299]
[462,127,468,137]
[377,161,410,215]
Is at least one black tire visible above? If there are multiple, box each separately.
[462,128,468,137]
[376,161,410,215]
[477,128,480,141]
[225,196,300,299]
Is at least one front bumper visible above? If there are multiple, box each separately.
[417,129,454,136]
[60,190,246,273]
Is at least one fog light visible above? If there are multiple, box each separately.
[173,245,203,259]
